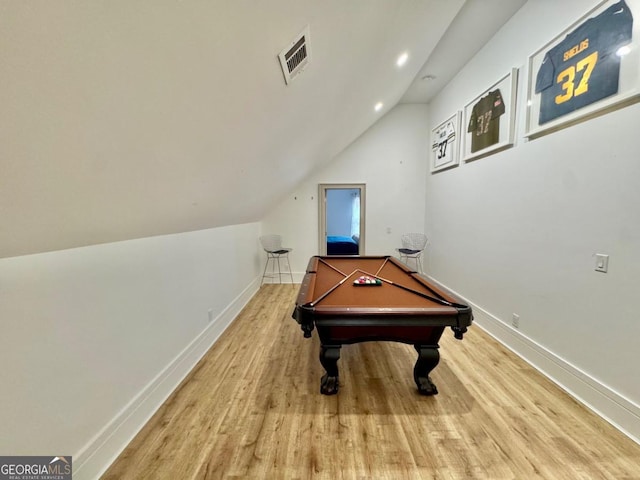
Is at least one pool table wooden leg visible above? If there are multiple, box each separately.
[319,345,341,395]
[413,345,440,395]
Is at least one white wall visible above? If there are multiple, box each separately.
[262,103,429,277]
[426,0,640,441]
[0,222,262,479]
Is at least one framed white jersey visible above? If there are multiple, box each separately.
[430,112,461,173]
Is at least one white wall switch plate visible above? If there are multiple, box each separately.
[595,254,609,273]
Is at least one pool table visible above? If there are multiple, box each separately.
[292,255,472,395]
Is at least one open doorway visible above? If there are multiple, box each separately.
[318,184,366,255]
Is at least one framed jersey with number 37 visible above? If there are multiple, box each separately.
[525,0,640,138]
[430,111,461,173]
[461,69,518,163]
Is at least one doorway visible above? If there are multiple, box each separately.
[318,184,366,255]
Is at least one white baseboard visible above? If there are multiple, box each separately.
[427,276,640,446]
[72,278,260,480]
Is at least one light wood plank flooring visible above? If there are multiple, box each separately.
[102,284,640,479]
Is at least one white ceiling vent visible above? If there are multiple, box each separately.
[278,26,310,84]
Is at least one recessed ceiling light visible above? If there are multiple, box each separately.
[374,102,384,112]
[396,52,409,67]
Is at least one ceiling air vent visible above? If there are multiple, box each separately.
[278,26,310,84]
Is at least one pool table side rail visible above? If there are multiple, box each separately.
[305,254,393,273]
[294,303,472,328]
[295,308,470,326]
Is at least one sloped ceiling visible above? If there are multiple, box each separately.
[0,0,524,258]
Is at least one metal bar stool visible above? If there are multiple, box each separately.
[396,233,428,273]
[260,235,294,285]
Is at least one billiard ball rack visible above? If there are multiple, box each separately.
[353,275,382,286]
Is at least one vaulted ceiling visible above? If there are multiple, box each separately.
[0,0,525,258]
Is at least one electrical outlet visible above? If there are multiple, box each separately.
[512,313,520,329]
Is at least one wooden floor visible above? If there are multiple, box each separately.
[102,284,640,479]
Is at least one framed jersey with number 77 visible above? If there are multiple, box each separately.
[525,0,640,139]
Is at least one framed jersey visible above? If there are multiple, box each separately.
[430,111,461,173]
[462,69,518,163]
[526,0,640,138]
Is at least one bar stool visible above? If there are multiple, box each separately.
[259,235,294,284]
[396,233,428,273]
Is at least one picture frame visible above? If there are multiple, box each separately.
[430,111,461,173]
[462,68,518,162]
[525,0,640,139]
